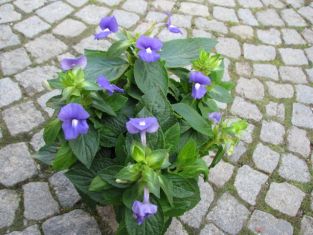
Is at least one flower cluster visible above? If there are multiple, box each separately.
[38,13,247,235]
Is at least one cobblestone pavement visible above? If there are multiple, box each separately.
[0,0,313,234]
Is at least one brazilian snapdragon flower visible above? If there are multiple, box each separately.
[58,103,90,140]
[209,112,222,124]
[189,71,211,99]
[136,35,163,63]
[166,14,182,34]
[132,187,157,225]
[95,16,118,40]
[97,75,124,95]
[60,56,87,71]
[126,117,159,145]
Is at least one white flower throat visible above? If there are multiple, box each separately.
[195,83,201,90]
[72,119,79,127]
[146,48,152,54]
[139,121,146,126]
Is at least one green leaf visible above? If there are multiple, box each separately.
[134,60,168,95]
[177,138,197,167]
[160,38,217,68]
[89,176,111,192]
[122,183,141,209]
[69,128,100,168]
[35,145,57,165]
[178,158,208,180]
[208,85,233,103]
[146,149,168,170]
[85,50,129,82]
[159,174,200,217]
[142,89,176,130]
[142,166,160,198]
[159,175,173,206]
[164,123,180,154]
[65,162,123,205]
[43,119,61,145]
[98,165,129,188]
[92,94,116,116]
[131,143,146,163]
[48,78,63,89]
[52,144,77,170]
[107,40,132,57]
[106,94,128,112]
[115,134,127,164]
[172,103,212,137]
[209,145,225,169]
[116,164,142,182]
[125,205,164,235]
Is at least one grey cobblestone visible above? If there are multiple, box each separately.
[257,28,281,45]
[0,78,22,108]
[238,8,259,26]
[281,8,307,26]
[179,2,209,16]
[36,1,73,24]
[122,0,147,15]
[231,97,262,121]
[266,81,294,99]
[7,225,41,235]
[0,189,20,228]
[75,5,110,25]
[279,48,309,66]
[266,102,285,121]
[243,44,276,61]
[216,37,241,59]
[260,120,285,145]
[279,66,307,84]
[281,28,306,45]
[195,18,228,34]
[213,7,238,23]
[0,48,31,76]
[53,19,87,37]
[252,143,280,173]
[256,9,284,26]
[0,4,21,23]
[0,25,20,50]
[14,16,50,38]
[14,0,45,13]
[253,63,278,80]
[287,126,311,158]
[296,85,313,104]
[292,103,313,129]
[165,218,188,235]
[236,77,264,101]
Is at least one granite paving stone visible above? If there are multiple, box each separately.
[165,218,188,235]
[25,34,67,63]
[179,2,209,16]
[0,4,21,23]
[36,1,73,24]
[279,48,309,66]
[252,143,280,173]
[266,102,285,121]
[7,225,41,235]
[260,120,285,145]
[42,209,101,235]
[23,182,60,220]
[257,28,281,45]
[0,78,22,108]
[112,10,140,29]
[281,28,306,45]
[279,66,307,84]
[14,16,50,38]
[243,44,276,61]
[236,77,264,101]
[213,7,238,23]
[122,0,147,15]
[207,193,250,234]
[301,216,313,235]
[248,210,293,235]
[14,0,45,13]
[2,101,45,136]
[292,103,313,129]
[0,189,20,228]
[281,8,307,26]
[253,63,278,80]
[279,153,310,183]
[265,182,305,216]
[0,143,37,186]
[15,65,59,95]
[256,9,284,26]
[238,8,259,26]
[0,25,20,50]
[53,19,87,37]
[231,97,262,121]
[194,18,228,34]
[0,48,31,76]
[266,81,294,99]
[230,25,254,39]
[75,5,110,25]
[49,172,81,208]
[216,37,241,59]
[234,165,268,205]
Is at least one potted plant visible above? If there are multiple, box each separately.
[37,15,247,235]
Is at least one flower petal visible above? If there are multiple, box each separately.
[136,35,163,51]
[189,71,211,85]
[58,103,90,121]
[60,56,87,71]
[62,120,80,140]
[209,112,222,124]
[168,25,182,34]
[99,16,118,32]
[192,84,207,99]
[138,50,160,63]
[94,30,112,40]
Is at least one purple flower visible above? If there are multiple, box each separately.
[132,188,157,225]
[208,112,222,124]
[136,35,163,63]
[166,14,182,34]
[126,117,159,145]
[60,56,87,71]
[189,71,211,99]
[95,16,118,40]
[97,75,124,95]
[58,103,90,140]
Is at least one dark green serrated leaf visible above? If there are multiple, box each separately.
[160,38,216,68]
[52,144,77,170]
[177,138,197,167]
[172,103,212,137]
[35,145,58,165]
[43,119,61,145]
[85,50,129,82]
[107,40,132,57]
[164,123,180,154]
[134,60,168,95]
[208,85,233,103]
[69,128,100,168]
[89,175,111,192]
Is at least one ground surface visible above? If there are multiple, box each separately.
[0,0,313,234]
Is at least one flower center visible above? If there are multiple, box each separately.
[103,28,110,32]
[195,83,201,90]
[145,48,152,54]
[139,121,146,126]
[72,119,79,127]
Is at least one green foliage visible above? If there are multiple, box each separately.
[38,28,245,235]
